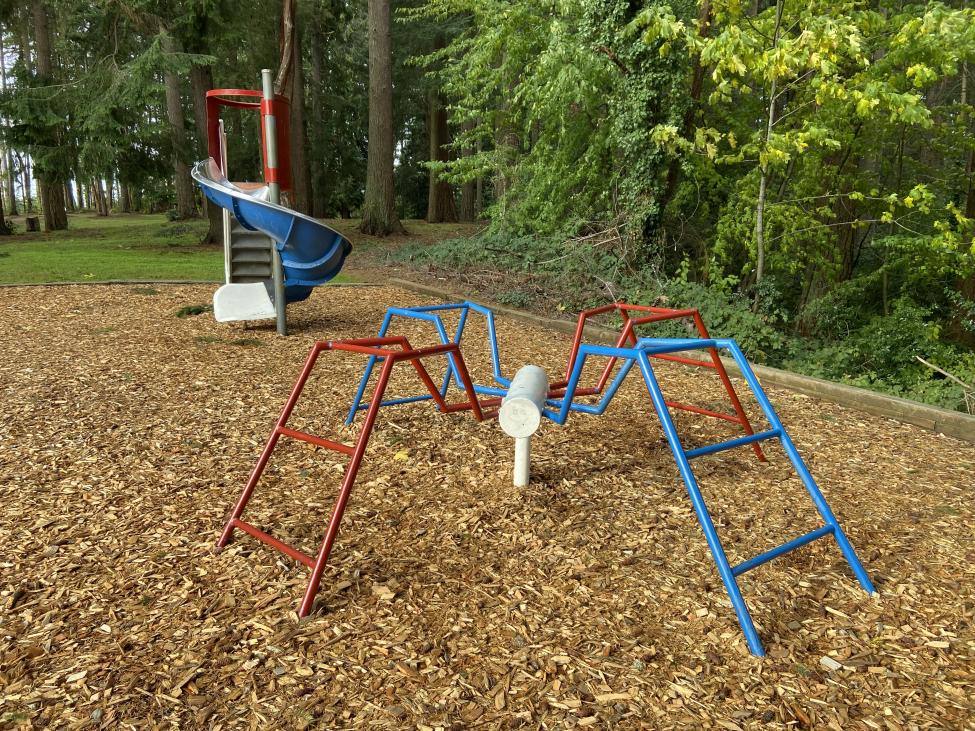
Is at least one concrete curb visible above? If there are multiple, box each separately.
[389,277,975,444]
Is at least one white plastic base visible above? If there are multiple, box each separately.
[212,282,276,322]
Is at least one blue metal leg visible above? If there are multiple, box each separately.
[723,342,876,594]
[345,354,379,425]
[443,305,471,394]
[345,310,395,424]
[636,351,766,657]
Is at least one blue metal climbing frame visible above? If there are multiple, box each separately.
[345,303,875,656]
[554,337,876,656]
[345,302,510,425]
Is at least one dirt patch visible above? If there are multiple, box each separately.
[0,284,973,728]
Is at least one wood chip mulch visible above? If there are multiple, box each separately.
[1,284,973,730]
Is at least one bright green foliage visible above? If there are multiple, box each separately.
[409,0,693,238]
[644,1,975,286]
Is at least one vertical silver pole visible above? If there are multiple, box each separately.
[261,68,287,336]
[218,119,232,284]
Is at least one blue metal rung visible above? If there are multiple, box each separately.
[354,394,435,411]
[684,429,781,459]
[732,525,834,577]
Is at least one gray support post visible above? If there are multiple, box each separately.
[218,119,232,284]
[261,68,287,336]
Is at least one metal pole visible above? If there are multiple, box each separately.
[218,119,232,285]
[261,68,287,336]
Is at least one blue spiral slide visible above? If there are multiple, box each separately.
[191,158,352,320]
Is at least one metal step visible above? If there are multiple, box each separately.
[229,216,274,282]
[231,266,272,279]
[228,218,253,234]
[230,236,271,251]
[232,249,272,264]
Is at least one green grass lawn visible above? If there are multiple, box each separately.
[0,213,364,284]
[0,213,221,283]
[0,211,480,285]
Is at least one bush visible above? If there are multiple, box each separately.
[640,279,789,362]
[798,272,883,340]
[846,298,942,380]
[781,297,974,411]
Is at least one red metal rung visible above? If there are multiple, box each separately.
[653,352,717,368]
[232,518,315,568]
[276,426,355,455]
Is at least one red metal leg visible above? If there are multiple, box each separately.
[216,336,499,618]
[559,303,766,462]
[217,343,326,549]
[298,357,395,617]
[692,312,766,462]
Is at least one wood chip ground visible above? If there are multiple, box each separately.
[1,284,973,730]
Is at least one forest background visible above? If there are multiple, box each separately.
[3,0,975,411]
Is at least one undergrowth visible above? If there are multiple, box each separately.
[397,231,974,413]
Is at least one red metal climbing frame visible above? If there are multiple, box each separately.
[219,303,764,618]
[557,304,766,461]
[216,335,492,617]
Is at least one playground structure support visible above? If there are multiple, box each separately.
[217,302,875,657]
[498,364,549,486]
[261,68,287,336]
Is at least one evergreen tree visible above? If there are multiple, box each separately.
[360,0,404,235]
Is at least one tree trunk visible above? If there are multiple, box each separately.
[426,34,457,223]
[64,182,75,211]
[94,178,109,216]
[31,0,68,231]
[475,136,483,215]
[160,28,197,219]
[38,177,67,231]
[963,63,975,220]
[190,64,222,242]
[753,0,783,309]
[0,151,12,216]
[22,155,33,212]
[360,0,404,236]
[309,21,327,218]
[0,34,17,217]
[120,181,131,213]
[288,17,313,215]
[426,70,458,223]
[0,169,10,234]
[274,0,297,96]
[188,65,212,155]
[951,61,975,347]
[459,121,477,222]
